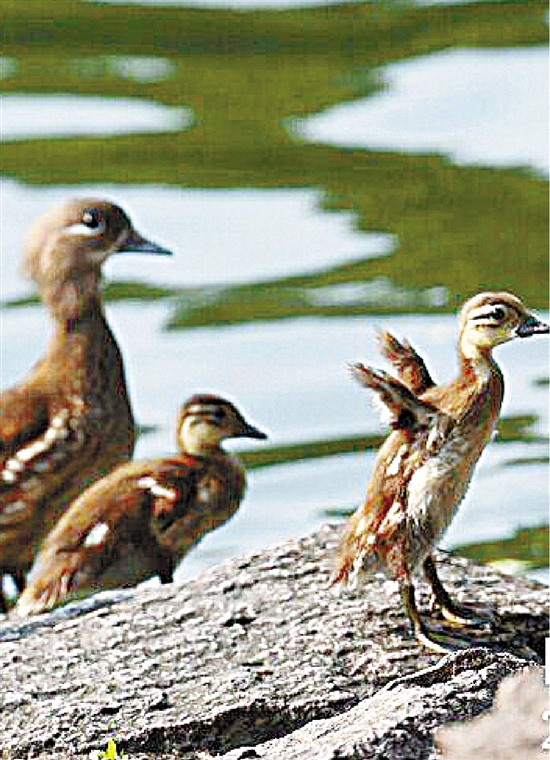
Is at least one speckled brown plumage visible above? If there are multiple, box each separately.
[0,198,171,611]
[334,292,549,652]
[14,394,267,617]
[376,329,435,395]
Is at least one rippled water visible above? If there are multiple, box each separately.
[0,94,189,140]
[2,298,547,583]
[0,180,394,299]
[296,47,549,174]
[1,0,548,588]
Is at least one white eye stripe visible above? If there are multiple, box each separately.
[186,404,226,415]
[4,457,24,473]
[470,307,506,322]
[65,221,104,237]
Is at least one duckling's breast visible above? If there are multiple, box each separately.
[405,430,490,567]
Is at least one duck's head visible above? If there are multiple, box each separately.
[177,394,267,455]
[23,198,171,308]
[459,292,549,356]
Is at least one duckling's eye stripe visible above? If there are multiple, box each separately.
[66,222,103,237]
[471,307,506,322]
[186,404,227,417]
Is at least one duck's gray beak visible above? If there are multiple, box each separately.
[515,314,550,338]
[120,230,172,256]
[240,422,268,441]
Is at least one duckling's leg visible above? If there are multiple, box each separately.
[12,569,26,594]
[0,588,7,615]
[400,582,474,653]
[423,556,492,627]
[154,550,175,585]
[0,571,26,614]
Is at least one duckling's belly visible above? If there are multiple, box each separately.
[404,438,481,568]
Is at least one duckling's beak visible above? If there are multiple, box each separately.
[119,230,172,256]
[515,314,550,338]
[237,422,268,441]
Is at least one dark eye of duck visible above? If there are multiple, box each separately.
[472,305,507,324]
[212,408,227,422]
[81,208,103,231]
[489,306,506,322]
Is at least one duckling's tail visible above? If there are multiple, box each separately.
[12,546,99,619]
[331,503,382,588]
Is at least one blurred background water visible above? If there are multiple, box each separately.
[1,0,548,587]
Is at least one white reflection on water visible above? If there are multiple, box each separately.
[0,94,191,141]
[308,278,448,309]
[81,0,479,6]
[0,56,176,84]
[294,48,549,174]
[101,56,176,83]
[1,303,547,582]
[80,0,365,7]
[0,180,394,300]
[0,58,18,79]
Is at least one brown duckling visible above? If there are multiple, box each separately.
[14,394,267,617]
[333,292,548,652]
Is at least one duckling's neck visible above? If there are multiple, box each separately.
[458,333,497,383]
[182,441,223,458]
[456,333,504,437]
[179,430,224,458]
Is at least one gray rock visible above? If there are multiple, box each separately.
[219,650,541,760]
[0,525,547,759]
[435,668,548,760]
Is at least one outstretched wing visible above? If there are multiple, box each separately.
[351,363,436,430]
[334,363,454,587]
[376,330,435,395]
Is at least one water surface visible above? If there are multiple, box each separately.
[296,47,549,174]
[0,95,189,141]
[1,0,547,586]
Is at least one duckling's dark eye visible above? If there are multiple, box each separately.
[212,409,227,421]
[82,209,102,230]
[490,306,506,321]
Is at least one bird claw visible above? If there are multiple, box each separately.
[440,608,494,630]
[428,597,496,629]
[413,624,476,655]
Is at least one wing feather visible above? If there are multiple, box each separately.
[376,330,435,394]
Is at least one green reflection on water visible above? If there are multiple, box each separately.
[239,413,547,472]
[1,0,548,325]
[452,523,549,572]
[2,281,175,308]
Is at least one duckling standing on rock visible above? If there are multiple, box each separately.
[0,199,171,612]
[333,293,549,652]
[14,394,267,617]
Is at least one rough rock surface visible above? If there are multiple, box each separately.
[0,524,547,759]
[435,668,548,760]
